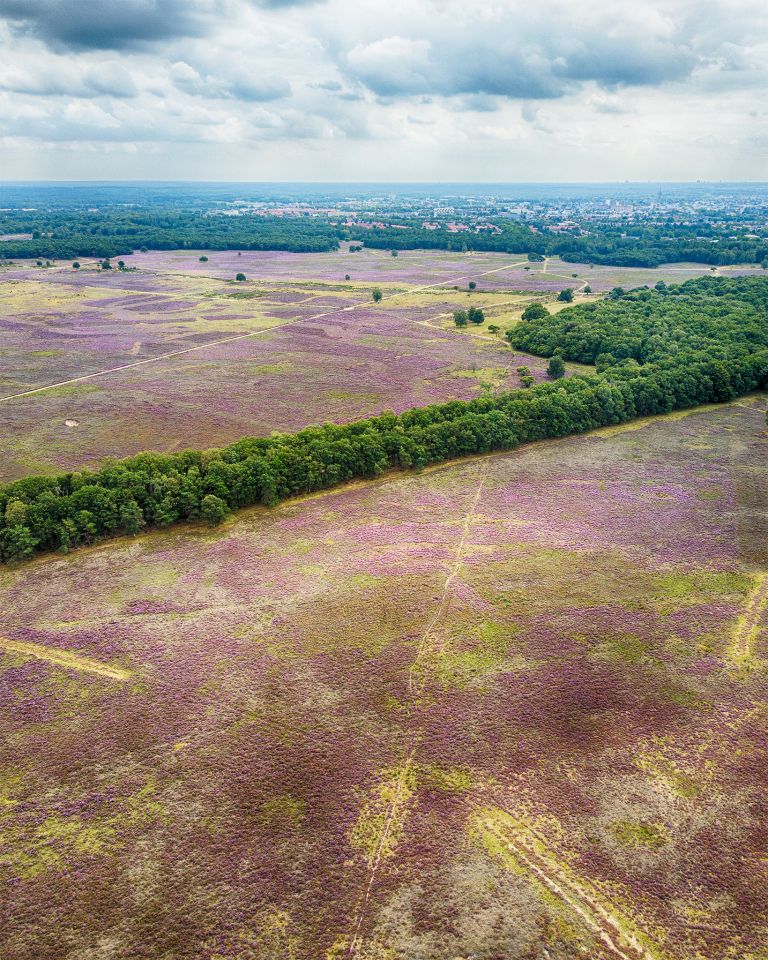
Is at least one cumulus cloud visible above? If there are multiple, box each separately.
[0,60,137,98]
[170,61,291,101]
[0,0,765,178]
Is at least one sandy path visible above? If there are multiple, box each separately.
[347,468,488,955]
[0,637,131,680]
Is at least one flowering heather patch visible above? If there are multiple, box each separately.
[0,257,556,481]
[0,397,766,959]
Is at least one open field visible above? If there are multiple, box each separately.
[1,396,766,960]
[1,248,760,482]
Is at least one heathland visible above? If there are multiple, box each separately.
[1,240,767,960]
[1,247,762,481]
[1,398,766,959]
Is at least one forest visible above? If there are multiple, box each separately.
[356,221,768,267]
[2,207,767,267]
[1,275,766,562]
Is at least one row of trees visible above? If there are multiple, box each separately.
[2,206,767,268]
[2,275,766,563]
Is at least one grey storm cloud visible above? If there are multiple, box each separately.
[558,38,697,87]
[343,28,703,101]
[0,0,213,50]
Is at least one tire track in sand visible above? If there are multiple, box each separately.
[729,573,768,664]
[474,805,666,960]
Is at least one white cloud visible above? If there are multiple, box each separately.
[0,0,765,178]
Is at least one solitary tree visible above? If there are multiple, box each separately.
[468,281,477,291]
[101,259,112,270]
[487,324,500,335]
[72,261,80,270]
[583,284,592,294]
[547,354,566,379]
[235,272,247,282]
[521,303,549,321]
[199,255,209,262]
[391,249,398,258]
[453,310,468,327]
[372,287,383,302]
[557,288,574,303]
[117,260,125,270]
[468,306,485,324]
[345,274,350,281]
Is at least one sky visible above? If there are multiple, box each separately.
[0,0,766,182]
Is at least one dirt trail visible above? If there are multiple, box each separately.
[475,806,664,960]
[408,468,488,697]
[346,760,414,957]
[347,469,488,956]
[0,637,131,680]
[729,573,768,663]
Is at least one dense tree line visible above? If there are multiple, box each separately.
[353,221,768,267]
[2,206,766,268]
[0,210,342,260]
[2,276,766,562]
[509,276,768,365]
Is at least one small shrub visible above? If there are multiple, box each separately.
[200,495,229,527]
[547,355,566,379]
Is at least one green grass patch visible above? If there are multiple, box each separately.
[610,819,668,849]
[258,794,307,828]
[590,633,654,664]
[653,570,754,600]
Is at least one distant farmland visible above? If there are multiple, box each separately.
[1,397,766,960]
